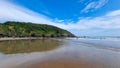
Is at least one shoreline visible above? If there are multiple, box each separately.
[0,37,74,41]
[0,37,46,41]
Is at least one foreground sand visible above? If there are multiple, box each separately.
[0,38,120,68]
[26,59,103,68]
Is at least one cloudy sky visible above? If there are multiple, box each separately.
[0,0,120,36]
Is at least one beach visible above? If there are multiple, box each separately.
[0,38,120,68]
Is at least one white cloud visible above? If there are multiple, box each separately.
[0,0,51,24]
[106,10,120,16]
[0,0,67,29]
[95,0,108,9]
[81,0,108,13]
[63,9,120,30]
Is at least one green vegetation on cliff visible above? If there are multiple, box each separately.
[0,21,75,37]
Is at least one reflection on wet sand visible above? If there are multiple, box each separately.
[0,39,62,54]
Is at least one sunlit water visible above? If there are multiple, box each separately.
[0,38,120,68]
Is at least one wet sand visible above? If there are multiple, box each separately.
[0,38,120,68]
[27,59,94,68]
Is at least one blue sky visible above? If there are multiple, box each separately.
[0,0,120,36]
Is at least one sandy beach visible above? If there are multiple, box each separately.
[26,59,95,68]
[0,38,120,68]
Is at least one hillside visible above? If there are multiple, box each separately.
[0,21,75,37]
